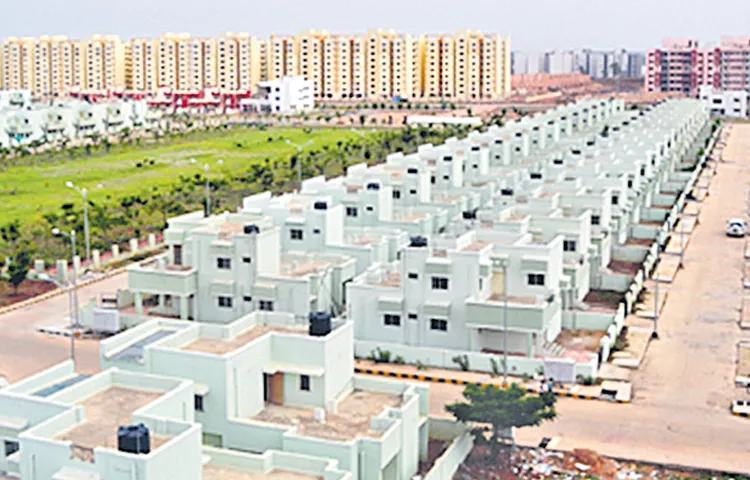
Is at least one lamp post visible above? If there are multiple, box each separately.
[285,140,313,185]
[37,272,76,367]
[502,261,509,387]
[65,181,103,265]
[652,249,660,340]
[190,158,223,217]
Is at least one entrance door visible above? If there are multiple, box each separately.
[491,269,506,297]
[173,244,183,265]
[263,373,284,405]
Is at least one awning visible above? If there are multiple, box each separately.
[263,362,324,377]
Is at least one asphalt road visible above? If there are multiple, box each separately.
[0,272,128,382]
[430,124,750,474]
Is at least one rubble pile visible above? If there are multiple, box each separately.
[453,447,720,480]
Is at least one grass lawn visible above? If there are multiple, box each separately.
[0,127,361,224]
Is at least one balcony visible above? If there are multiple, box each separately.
[465,294,559,332]
[127,257,197,295]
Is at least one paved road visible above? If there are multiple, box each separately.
[430,125,750,474]
[0,273,128,382]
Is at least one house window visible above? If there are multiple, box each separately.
[393,190,401,199]
[313,228,321,234]
[591,215,601,226]
[612,195,619,205]
[194,394,204,412]
[640,166,646,176]
[527,274,545,286]
[217,258,231,269]
[384,314,401,326]
[290,229,304,240]
[627,180,633,188]
[431,277,449,290]
[242,257,252,263]
[218,296,233,308]
[300,375,310,391]
[408,313,418,320]
[4,440,20,456]
[410,189,417,195]
[346,207,358,217]
[563,240,577,252]
[408,272,419,280]
[430,318,448,331]
[259,300,274,311]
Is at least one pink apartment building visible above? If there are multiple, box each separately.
[645,37,750,95]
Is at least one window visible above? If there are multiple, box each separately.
[217,257,231,269]
[290,229,304,240]
[259,300,274,311]
[242,257,252,263]
[627,180,633,188]
[300,375,310,391]
[431,277,449,290]
[4,440,20,456]
[384,314,401,326]
[346,207,358,217]
[313,228,321,234]
[527,274,545,286]
[591,215,601,226]
[408,272,419,280]
[408,313,418,320]
[563,240,577,252]
[194,394,204,412]
[430,319,448,331]
[218,296,233,308]
[393,190,401,199]
[410,189,417,195]
[612,195,619,205]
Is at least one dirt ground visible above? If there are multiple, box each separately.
[0,280,57,308]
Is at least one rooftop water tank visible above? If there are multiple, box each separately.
[366,183,381,190]
[309,312,332,337]
[243,224,260,234]
[410,236,428,248]
[313,201,328,210]
[117,424,150,454]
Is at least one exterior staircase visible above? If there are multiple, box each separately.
[543,340,566,358]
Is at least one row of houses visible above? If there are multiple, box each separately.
[0,89,161,149]
[0,96,712,480]
[98,95,712,380]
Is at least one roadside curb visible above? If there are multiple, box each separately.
[0,265,128,318]
[354,367,629,404]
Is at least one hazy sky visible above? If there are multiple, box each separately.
[2,0,749,51]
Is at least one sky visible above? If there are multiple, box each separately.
[2,0,749,51]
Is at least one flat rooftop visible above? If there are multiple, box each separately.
[180,325,308,355]
[251,390,402,441]
[487,293,539,305]
[203,466,320,480]
[55,386,171,461]
[280,259,334,277]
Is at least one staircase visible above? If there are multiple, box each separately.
[543,339,566,358]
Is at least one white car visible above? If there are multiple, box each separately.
[726,218,747,238]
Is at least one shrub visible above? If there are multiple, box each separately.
[368,347,392,364]
[393,355,406,365]
[452,354,470,371]
[415,360,426,371]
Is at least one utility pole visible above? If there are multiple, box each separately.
[652,250,660,340]
[66,181,103,265]
[285,140,314,185]
[190,158,223,217]
[502,261,509,386]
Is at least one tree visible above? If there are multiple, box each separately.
[446,383,556,459]
[2,248,33,296]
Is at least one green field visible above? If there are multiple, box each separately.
[0,127,360,223]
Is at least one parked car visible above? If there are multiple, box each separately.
[726,218,747,238]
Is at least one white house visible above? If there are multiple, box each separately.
[241,76,314,114]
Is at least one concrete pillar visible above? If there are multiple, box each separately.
[129,238,139,254]
[158,294,165,308]
[526,332,534,358]
[134,292,143,316]
[148,233,156,248]
[56,260,68,283]
[73,256,81,277]
[33,259,45,274]
[92,250,101,268]
[112,244,120,259]
[180,296,189,320]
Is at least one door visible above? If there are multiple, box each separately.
[491,269,506,297]
[264,373,284,405]
[173,244,183,265]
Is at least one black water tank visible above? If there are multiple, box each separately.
[407,167,418,174]
[410,236,428,248]
[366,183,381,190]
[471,146,480,151]
[530,172,542,180]
[309,312,332,337]
[313,201,328,210]
[243,224,260,234]
[501,188,514,196]
[462,209,478,220]
[117,424,151,454]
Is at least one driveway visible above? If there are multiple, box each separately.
[428,125,750,474]
[0,272,128,382]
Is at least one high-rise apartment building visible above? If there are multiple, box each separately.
[2,29,511,101]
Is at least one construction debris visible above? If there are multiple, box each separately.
[454,446,743,479]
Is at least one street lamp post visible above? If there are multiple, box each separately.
[285,140,313,185]
[502,261,509,387]
[652,250,660,340]
[53,228,80,329]
[66,181,103,265]
[190,158,223,217]
[37,273,76,367]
